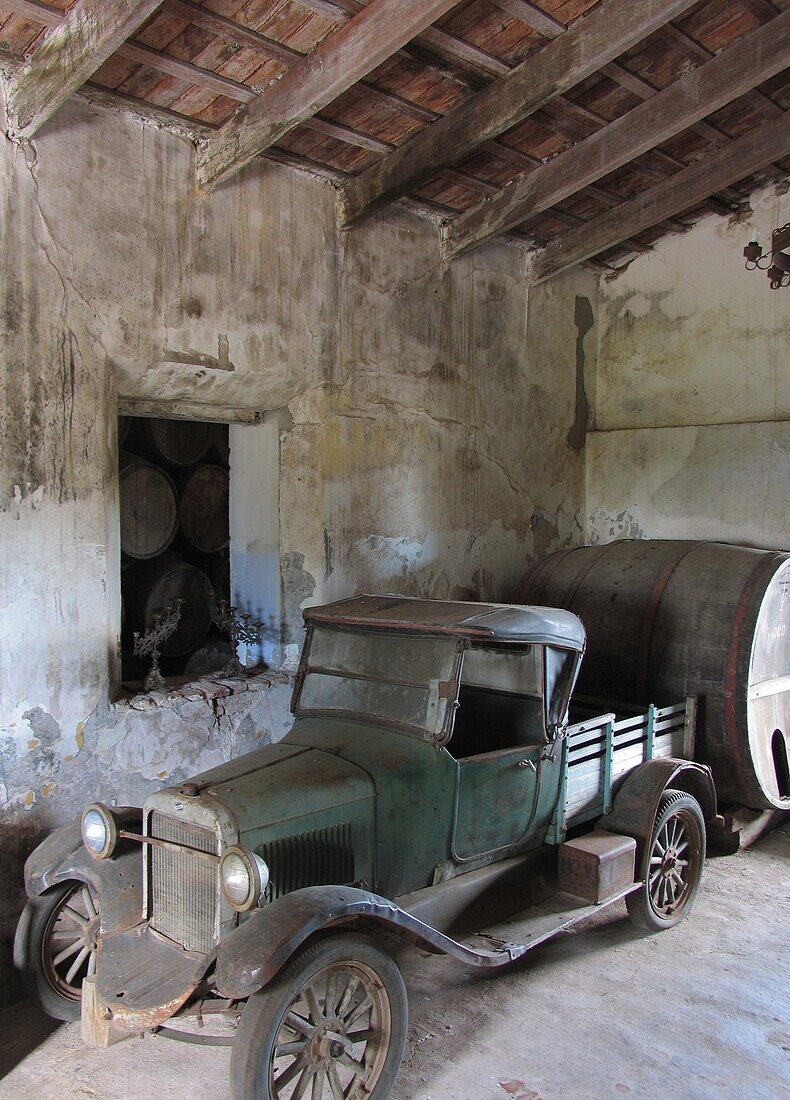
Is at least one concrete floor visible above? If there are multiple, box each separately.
[1,825,788,1100]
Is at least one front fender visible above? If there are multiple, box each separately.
[602,758,717,857]
[22,808,144,935]
[214,884,527,1000]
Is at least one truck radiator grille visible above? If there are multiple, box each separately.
[260,823,355,902]
[149,812,219,954]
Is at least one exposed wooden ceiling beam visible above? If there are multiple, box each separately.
[337,0,704,226]
[443,13,790,259]
[6,0,165,139]
[294,0,508,86]
[165,0,300,67]
[194,0,461,191]
[494,0,735,149]
[2,0,507,187]
[3,0,446,129]
[529,111,790,283]
[2,0,60,30]
[660,20,782,120]
[493,0,566,39]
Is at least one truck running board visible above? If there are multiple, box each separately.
[457,883,642,968]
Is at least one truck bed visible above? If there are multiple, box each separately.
[546,697,697,844]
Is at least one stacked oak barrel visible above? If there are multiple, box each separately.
[518,540,790,814]
[119,416,231,683]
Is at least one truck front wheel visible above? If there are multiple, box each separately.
[230,931,408,1100]
[627,789,705,932]
[21,880,99,1021]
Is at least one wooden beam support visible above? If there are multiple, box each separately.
[195,0,460,191]
[493,0,565,39]
[443,13,790,258]
[6,0,164,139]
[165,0,301,67]
[529,111,790,283]
[494,0,733,148]
[2,0,59,28]
[2,0,447,128]
[338,0,703,226]
[660,21,782,119]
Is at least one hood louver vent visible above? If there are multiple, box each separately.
[259,822,355,902]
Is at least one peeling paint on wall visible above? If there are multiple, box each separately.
[588,183,789,550]
[0,89,595,993]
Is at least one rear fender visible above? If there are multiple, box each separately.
[602,758,717,858]
[21,809,144,936]
[214,885,526,1000]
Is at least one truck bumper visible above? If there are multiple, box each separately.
[81,923,211,1048]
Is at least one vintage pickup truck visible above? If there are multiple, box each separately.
[15,595,716,1099]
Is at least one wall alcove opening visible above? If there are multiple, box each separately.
[118,414,233,690]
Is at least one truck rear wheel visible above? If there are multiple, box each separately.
[627,789,705,932]
[230,931,408,1099]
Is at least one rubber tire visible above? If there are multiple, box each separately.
[230,932,408,1100]
[22,881,88,1021]
[626,789,705,933]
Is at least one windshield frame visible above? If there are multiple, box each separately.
[292,623,465,741]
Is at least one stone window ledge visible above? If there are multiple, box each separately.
[118,669,293,714]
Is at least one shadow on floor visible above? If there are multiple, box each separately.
[0,998,60,1080]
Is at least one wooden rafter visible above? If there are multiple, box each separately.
[1,0,436,129]
[493,0,731,149]
[194,0,461,191]
[529,111,790,283]
[443,12,790,258]
[337,0,704,227]
[6,0,164,139]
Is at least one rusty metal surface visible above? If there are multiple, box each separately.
[602,758,716,856]
[304,594,587,651]
[214,884,531,1000]
[558,831,636,903]
[142,788,241,954]
[148,812,220,956]
[22,808,144,936]
[81,922,214,1047]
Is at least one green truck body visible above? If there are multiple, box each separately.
[15,594,715,1100]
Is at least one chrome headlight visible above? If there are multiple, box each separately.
[82,802,118,860]
[220,846,269,911]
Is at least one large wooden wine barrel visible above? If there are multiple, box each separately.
[119,453,178,560]
[210,422,230,465]
[180,465,230,553]
[519,540,790,811]
[124,557,214,657]
[143,417,211,467]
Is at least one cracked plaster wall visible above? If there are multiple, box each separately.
[0,88,592,989]
[587,184,789,549]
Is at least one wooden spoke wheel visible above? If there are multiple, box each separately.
[231,933,408,1100]
[627,789,705,932]
[23,881,100,1020]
